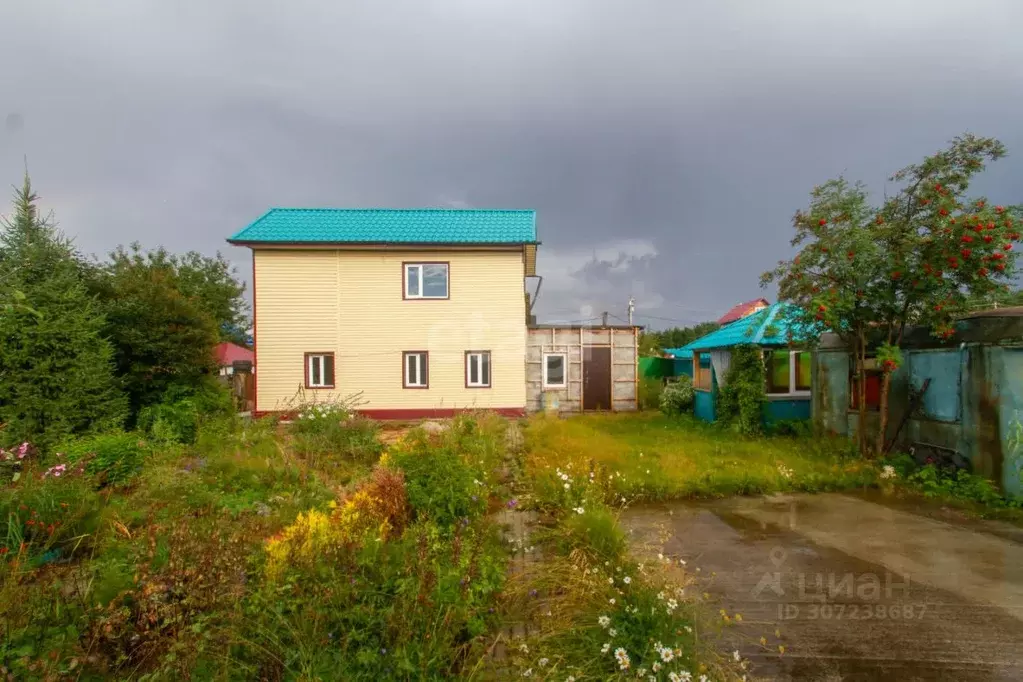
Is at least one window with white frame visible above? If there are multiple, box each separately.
[305,352,335,388]
[465,351,491,388]
[403,351,429,388]
[404,263,449,299]
[765,350,811,395]
[543,353,567,388]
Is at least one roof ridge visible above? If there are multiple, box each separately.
[265,207,536,213]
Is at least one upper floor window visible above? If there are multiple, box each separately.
[305,352,335,388]
[404,263,449,299]
[466,351,491,388]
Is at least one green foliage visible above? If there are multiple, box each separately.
[88,243,221,423]
[63,432,147,487]
[907,466,1010,506]
[639,322,719,355]
[717,344,766,436]
[389,430,488,528]
[287,400,383,476]
[556,505,627,562]
[0,175,127,450]
[137,379,235,445]
[658,376,694,416]
[173,250,250,345]
[637,376,664,411]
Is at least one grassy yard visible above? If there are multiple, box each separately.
[523,412,876,505]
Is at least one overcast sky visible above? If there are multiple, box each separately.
[1,1,1021,330]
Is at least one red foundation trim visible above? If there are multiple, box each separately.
[253,407,525,420]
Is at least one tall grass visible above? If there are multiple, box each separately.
[524,412,875,503]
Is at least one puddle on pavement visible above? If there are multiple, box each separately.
[622,494,1023,681]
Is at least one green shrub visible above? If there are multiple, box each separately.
[907,465,1011,507]
[287,401,383,467]
[64,432,146,486]
[137,380,235,445]
[658,376,694,416]
[556,505,627,562]
[718,344,767,436]
[638,376,664,411]
[389,431,487,528]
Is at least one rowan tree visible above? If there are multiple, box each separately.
[763,134,1019,456]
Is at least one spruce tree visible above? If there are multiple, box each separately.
[0,174,126,448]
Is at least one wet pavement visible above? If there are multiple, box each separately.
[622,493,1023,681]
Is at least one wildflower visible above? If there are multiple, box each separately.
[760,636,767,646]
[519,643,529,653]
[609,628,617,637]
[659,646,675,662]
[43,464,66,478]
[539,658,549,667]
[608,577,614,585]
[699,676,708,682]
[653,662,662,672]
[598,615,611,628]
[574,507,585,514]
[522,668,533,677]
[666,598,678,612]
[17,442,29,459]
[684,625,692,633]
[601,642,611,654]
[637,669,647,677]
[507,498,519,509]
[733,650,741,662]
[623,576,632,584]
[614,647,630,670]
[609,598,616,605]
[880,465,897,480]
[567,677,576,682]
[564,483,571,490]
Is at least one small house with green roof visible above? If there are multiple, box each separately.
[227,208,641,417]
[673,302,813,423]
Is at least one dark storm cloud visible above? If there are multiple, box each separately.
[1,0,1021,329]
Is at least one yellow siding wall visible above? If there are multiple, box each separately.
[254,249,527,412]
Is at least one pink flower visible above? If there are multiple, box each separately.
[16,443,29,459]
[43,464,67,478]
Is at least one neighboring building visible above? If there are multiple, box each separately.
[717,298,769,325]
[228,208,639,418]
[813,307,1023,495]
[214,342,254,376]
[675,303,812,424]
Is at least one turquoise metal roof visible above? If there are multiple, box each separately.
[228,208,538,245]
[663,348,693,359]
[681,303,810,351]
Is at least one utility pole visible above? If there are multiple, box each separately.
[602,311,609,327]
[628,297,635,325]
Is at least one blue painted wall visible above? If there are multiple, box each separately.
[765,398,811,423]
[694,389,715,422]
[814,340,1023,492]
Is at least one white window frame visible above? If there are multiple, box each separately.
[306,353,334,388]
[765,349,811,396]
[542,353,567,388]
[404,351,429,388]
[404,263,449,299]
[465,351,491,388]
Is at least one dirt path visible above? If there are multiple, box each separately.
[622,493,1023,681]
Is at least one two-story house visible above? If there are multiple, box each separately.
[228,208,538,417]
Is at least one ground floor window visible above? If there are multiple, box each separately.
[543,353,566,388]
[764,350,811,395]
[403,351,429,388]
[305,352,335,388]
[465,351,491,388]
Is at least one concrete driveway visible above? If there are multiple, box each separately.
[622,493,1023,681]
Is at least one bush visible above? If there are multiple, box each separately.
[718,344,766,436]
[389,430,488,528]
[137,380,235,445]
[658,377,694,416]
[638,376,664,411]
[64,432,146,486]
[287,400,383,468]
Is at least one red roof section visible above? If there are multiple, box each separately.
[214,342,254,366]
[717,298,769,325]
